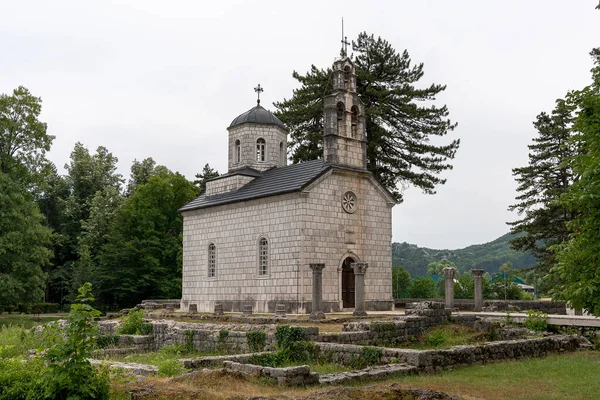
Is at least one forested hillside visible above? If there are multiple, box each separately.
[392,233,537,277]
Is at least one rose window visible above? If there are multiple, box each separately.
[342,191,358,214]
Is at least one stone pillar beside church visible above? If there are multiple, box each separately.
[352,262,368,317]
[472,269,485,312]
[443,267,457,310]
[309,263,326,320]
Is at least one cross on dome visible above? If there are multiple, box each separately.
[254,84,264,105]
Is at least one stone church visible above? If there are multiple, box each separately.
[179,55,395,314]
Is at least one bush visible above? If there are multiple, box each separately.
[349,346,382,369]
[0,357,45,399]
[0,325,44,358]
[96,334,120,349]
[426,330,447,347]
[157,358,186,377]
[118,309,153,335]
[246,331,267,353]
[523,310,548,332]
[408,276,437,298]
[43,283,111,399]
[275,325,305,349]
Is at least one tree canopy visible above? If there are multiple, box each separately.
[550,49,600,315]
[507,99,576,279]
[274,32,459,201]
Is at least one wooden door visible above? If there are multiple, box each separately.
[341,257,355,308]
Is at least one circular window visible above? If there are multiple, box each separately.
[342,191,358,214]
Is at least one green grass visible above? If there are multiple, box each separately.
[102,345,218,366]
[0,325,46,358]
[0,315,60,329]
[391,351,600,400]
[400,323,490,349]
[309,362,354,375]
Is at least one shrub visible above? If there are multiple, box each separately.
[185,330,195,353]
[0,325,44,358]
[42,283,110,399]
[275,325,305,349]
[0,357,45,399]
[157,358,186,377]
[96,334,120,349]
[349,346,382,369]
[408,276,437,298]
[246,331,267,353]
[425,330,447,347]
[523,310,548,332]
[118,309,153,335]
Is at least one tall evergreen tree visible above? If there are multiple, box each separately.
[550,49,600,315]
[507,99,577,277]
[194,163,220,194]
[274,32,459,201]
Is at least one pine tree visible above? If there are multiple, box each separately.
[507,99,577,277]
[550,49,600,315]
[274,32,459,201]
[194,163,220,194]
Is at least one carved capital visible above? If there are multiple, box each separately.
[309,263,325,273]
[442,267,457,279]
[351,262,368,275]
[471,269,485,278]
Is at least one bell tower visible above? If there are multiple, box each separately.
[323,57,367,169]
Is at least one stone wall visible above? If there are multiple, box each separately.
[223,361,319,386]
[315,335,589,370]
[394,298,567,314]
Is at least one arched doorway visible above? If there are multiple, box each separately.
[341,257,355,308]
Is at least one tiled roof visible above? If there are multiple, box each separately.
[228,104,287,130]
[179,159,330,212]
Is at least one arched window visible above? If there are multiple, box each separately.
[208,243,216,278]
[280,142,284,165]
[235,139,241,163]
[351,106,358,138]
[336,102,345,121]
[258,237,269,276]
[343,65,351,84]
[256,138,266,162]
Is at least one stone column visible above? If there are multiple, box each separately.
[472,269,485,312]
[352,262,369,317]
[309,263,326,320]
[443,267,457,310]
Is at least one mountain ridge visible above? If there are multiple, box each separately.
[392,233,537,277]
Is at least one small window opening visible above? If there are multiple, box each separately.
[208,243,216,278]
[258,237,269,276]
[256,138,266,162]
[235,139,241,163]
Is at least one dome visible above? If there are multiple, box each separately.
[229,104,287,130]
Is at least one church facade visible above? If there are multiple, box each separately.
[179,56,395,314]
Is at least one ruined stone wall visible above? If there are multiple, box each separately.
[394,298,567,314]
[316,335,589,369]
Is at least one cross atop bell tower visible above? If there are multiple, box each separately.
[340,18,350,57]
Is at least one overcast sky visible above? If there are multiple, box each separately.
[1,1,598,249]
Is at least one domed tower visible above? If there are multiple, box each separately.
[323,57,367,169]
[227,86,288,172]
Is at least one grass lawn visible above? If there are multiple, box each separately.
[399,323,492,350]
[0,315,60,329]
[392,351,600,400]
[116,351,600,399]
